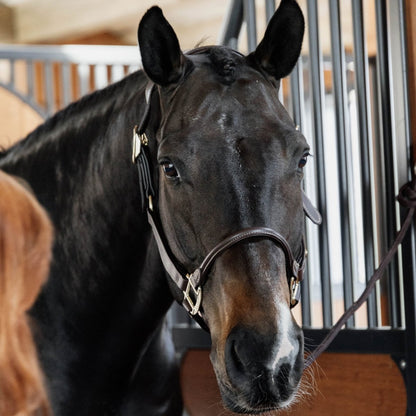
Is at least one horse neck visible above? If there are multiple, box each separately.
[0,72,173,327]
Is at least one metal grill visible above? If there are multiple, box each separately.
[0,44,140,118]
[218,0,411,332]
[218,1,415,414]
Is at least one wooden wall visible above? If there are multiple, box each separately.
[0,88,42,149]
[181,350,407,416]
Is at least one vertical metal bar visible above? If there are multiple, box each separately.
[290,62,303,127]
[265,0,276,22]
[9,58,15,87]
[219,0,244,48]
[388,0,408,331]
[77,63,90,97]
[291,60,312,327]
[244,0,257,53]
[394,1,416,411]
[329,0,356,328]
[44,61,54,116]
[368,58,384,326]
[375,0,401,328]
[111,64,125,83]
[307,0,332,328]
[398,0,412,178]
[94,64,108,90]
[62,62,72,106]
[351,0,377,325]
[27,60,34,102]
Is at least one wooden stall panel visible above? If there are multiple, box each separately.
[181,350,406,416]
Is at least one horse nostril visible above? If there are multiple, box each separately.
[230,340,245,374]
[274,363,291,401]
[225,336,250,387]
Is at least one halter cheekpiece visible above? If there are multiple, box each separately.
[132,83,321,331]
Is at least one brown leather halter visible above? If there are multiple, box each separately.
[147,209,309,329]
[132,83,322,330]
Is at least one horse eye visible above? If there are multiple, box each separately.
[298,152,310,169]
[161,162,179,179]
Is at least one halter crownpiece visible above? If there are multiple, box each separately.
[132,83,321,330]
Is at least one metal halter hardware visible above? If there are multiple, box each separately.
[132,83,321,329]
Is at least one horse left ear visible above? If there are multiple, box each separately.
[247,0,304,80]
[138,6,191,86]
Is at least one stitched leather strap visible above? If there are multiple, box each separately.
[191,227,303,289]
[148,209,305,325]
[147,210,187,292]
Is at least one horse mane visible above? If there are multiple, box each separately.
[0,70,147,163]
[0,46,247,165]
[0,69,149,282]
[0,47,246,167]
[0,170,53,416]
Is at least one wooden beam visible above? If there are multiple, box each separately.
[181,350,406,416]
[11,0,227,49]
[0,4,14,42]
[13,0,156,43]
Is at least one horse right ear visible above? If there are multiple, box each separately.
[247,0,304,80]
[138,7,191,86]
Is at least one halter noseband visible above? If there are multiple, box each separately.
[132,83,321,330]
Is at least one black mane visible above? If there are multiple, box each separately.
[0,68,152,295]
[0,70,147,163]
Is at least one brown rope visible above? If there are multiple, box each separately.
[304,176,416,369]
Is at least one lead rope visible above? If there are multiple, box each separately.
[304,172,416,369]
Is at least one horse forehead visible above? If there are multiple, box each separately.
[163,58,294,148]
[192,75,276,111]
[176,76,282,134]
[162,86,292,158]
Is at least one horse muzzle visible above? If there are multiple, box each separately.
[211,320,304,414]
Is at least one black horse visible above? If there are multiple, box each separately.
[0,1,309,414]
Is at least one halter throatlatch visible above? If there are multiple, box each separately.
[132,83,321,330]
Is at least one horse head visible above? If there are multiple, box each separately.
[138,0,307,412]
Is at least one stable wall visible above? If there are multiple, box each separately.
[0,88,42,149]
[181,350,406,415]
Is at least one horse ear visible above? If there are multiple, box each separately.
[138,7,190,86]
[248,0,304,80]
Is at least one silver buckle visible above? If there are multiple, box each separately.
[290,277,301,307]
[132,126,149,163]
[183,274,202,315]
